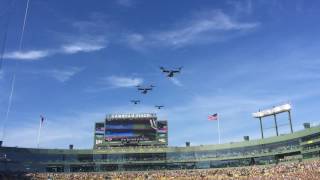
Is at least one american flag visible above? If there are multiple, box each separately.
[208,113,218,121]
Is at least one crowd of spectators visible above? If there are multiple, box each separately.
[23,160,320,180]
[93,144,300,163]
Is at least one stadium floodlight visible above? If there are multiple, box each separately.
[252,103,291,118]
[253,103,293,139]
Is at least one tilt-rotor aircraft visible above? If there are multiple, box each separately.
[155,105,164,109]
[131,100,140,105]
[136,85,155,94]
[160,67,182,77]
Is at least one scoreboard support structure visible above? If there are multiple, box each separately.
[273,114,279,136]
[253,104,293,139]
[258,116,264,139]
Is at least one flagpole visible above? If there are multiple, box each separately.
[217,117,221,144]
[37,117,42,148]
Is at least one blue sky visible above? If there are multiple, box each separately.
[1,0,320,149]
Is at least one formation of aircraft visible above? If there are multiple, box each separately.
[128,66,183,109]
[160,67,182,77]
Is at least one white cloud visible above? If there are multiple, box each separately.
[4,41,106,61]
[60,16,108,54]
[4,50,50,60]
[47,67,84,82]
[62,42,105,54]
[104,76,143,88]
[124,10,259,49]
[4,17,108,61]
[154,10,258,46]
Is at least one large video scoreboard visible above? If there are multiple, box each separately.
[94,113,168,148]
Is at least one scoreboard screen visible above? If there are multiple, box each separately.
[105,115,157,143]
[94,113,167,148]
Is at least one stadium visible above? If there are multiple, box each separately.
[1,0,320,179]
[1,111,320,179]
